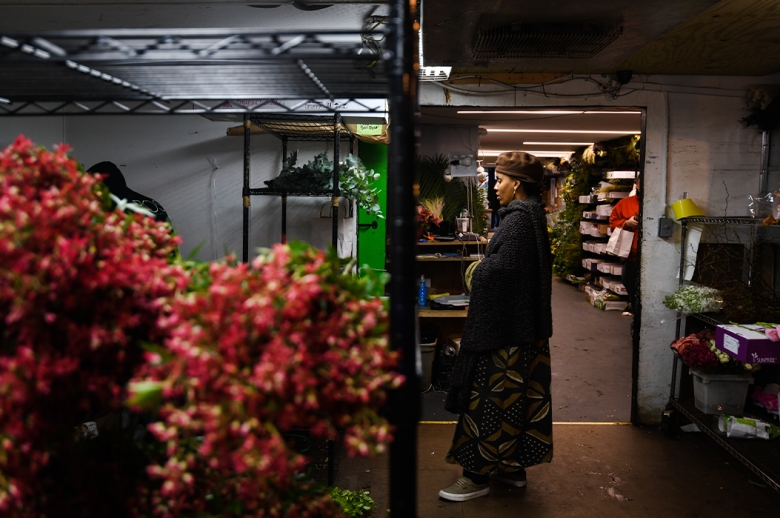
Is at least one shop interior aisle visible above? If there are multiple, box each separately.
[422,277,632,422]
[335,423,780,517]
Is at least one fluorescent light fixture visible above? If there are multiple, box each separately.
[486,129,638,134]
[458,110,641,115]
[0,97,10,104]
[420,66,452,81]
[523,141,593,146]
[478,150,574,157]
[459,110,583,115]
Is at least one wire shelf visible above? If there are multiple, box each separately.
[248,188,337,197]
[671,399,780,494]
[681,217,763,225]
[249,113,353,141]
[0,29,390,113]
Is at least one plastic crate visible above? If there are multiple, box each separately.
[690,369,753,415]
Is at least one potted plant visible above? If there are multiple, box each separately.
[266,151,383,218]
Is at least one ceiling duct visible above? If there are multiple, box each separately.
[472,22,623,61]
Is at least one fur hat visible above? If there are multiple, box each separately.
[495,152,544,185]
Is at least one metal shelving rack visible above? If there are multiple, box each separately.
[663,216,780,494]
[241,112,355,262]
[0,4,422,513]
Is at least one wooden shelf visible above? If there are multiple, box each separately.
[417,240,487,246]
[416,256,481,262]
[419,308,468,318]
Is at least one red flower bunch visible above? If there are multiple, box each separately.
[0,136,187,515]
[416,205,443,227]
[670,329,718,371]
[129,243,403,516]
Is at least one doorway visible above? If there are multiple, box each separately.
[417,106,644,424]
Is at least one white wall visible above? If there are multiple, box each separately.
[0,116,349,262]
[420,73,779,423]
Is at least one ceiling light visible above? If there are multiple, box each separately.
[457,110,641,115]
[478,150,574,157]
[523,142,593,146]
[459,110,584,115]
[486,129,638,134]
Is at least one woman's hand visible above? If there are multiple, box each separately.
[623,215,639,229]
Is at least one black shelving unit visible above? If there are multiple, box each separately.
[664,216,780,494]
[241,112,355,262]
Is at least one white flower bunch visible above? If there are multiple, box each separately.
[663,285,723,314]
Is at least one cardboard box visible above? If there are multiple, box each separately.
[596,204,613,218]
[596,300,626,311]
[715,325,780,364]
[597,262,621,273]
[598,223,610,235]
[605,170,638,179]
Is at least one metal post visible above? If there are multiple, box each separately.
[282,136,288,245]
[332,113,341,249]
[630,108,647,424]
[759,130,770,195]
[242,114,251,263]
[281,194,287,244]
[670,218,688,400]
[387,0,419,516]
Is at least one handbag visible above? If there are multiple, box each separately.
[605,227,634,258]
[310,201,355,258]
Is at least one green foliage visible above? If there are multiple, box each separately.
[266,151,383,218]
[329,488,377,517]
[550,166,590,277]
[339,154,383,219]
[550,135,641,277]
[417,154,488,235]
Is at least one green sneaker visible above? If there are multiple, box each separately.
[438,477,490,502]
[491,470,527,488]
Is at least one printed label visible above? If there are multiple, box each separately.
[356,124,383,135]
[722,334,740,354]
[751,353,777,364]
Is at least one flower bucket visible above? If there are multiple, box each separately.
[690,369,753,415]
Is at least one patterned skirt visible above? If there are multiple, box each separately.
[445,341,553,475]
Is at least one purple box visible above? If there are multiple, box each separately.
[715,325,780,365]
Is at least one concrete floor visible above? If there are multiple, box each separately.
[333,279,780,515]
[335,424,780,517]
[422,278,633,422]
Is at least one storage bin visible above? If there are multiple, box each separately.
[420,338,437,390]
[690,369,753,415]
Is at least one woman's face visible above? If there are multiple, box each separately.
[494,172,519,206]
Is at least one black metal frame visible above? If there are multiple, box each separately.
[240,112,353,262]
[0,6,420,512]
[665,216,780,494]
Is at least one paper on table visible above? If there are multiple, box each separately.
[678,223,703,281]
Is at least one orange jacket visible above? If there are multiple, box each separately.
[608,195,639,262]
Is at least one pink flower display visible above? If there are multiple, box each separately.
[0,136,402,517]
[0,136,186,515]
[130,244,403,516]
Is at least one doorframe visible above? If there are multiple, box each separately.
[419,83,673,424]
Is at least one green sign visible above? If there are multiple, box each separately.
[356,124,383,135]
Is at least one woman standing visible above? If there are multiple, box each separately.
[439,151,553,502]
